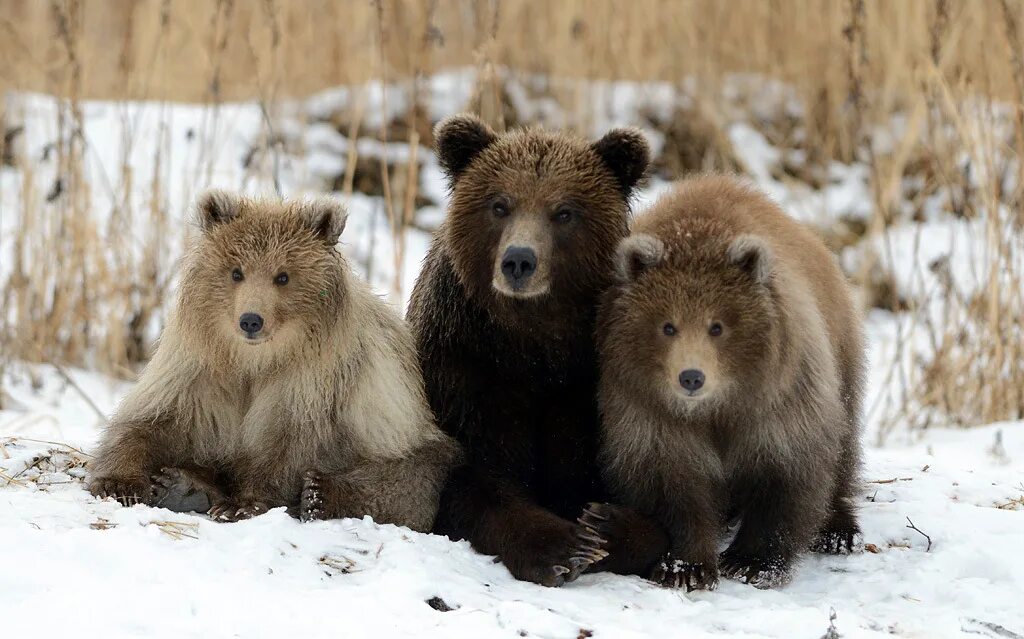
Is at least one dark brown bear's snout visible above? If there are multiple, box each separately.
[239,312,264,338]
[678,369,705,393]
[501,246,538,290]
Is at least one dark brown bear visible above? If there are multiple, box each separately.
[407,114,666,587]
[591,175,865,591]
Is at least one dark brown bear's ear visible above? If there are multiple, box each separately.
[298,196,348,246]
[615,233,665,282]
[728,234,774,284]
[592,128,650,198]
[195,189,241,232]
[434,114,497,184]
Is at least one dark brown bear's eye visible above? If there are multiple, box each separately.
[274,272,289,286]
[492,201,509,218]
[663,323,677,336]
[231,268,244,282]
[709,322,723,337]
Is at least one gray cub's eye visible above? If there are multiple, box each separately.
[274,272,289,286]
[709,322,723,337]
[663,323,677,336]
[492,201,510,218]
[231,268,244,282]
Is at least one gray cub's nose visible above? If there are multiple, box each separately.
[679,369,705,392]
[501,246,538,288]
[239,313,264,336]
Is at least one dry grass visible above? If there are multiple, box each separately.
[0,0,1022,432]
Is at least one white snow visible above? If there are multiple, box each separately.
[2,350,1022,638]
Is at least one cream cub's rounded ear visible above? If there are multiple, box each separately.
[195,189,242,232]
[728,234,775,284]
[299,196,349,246]
[616,233,665,282]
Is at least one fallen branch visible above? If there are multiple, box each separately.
[962,616,1024,639]
[905,516,932,551]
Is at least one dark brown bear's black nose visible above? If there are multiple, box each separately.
[679,369,705,392]
[239,313,264,336]
[501,246,537,288]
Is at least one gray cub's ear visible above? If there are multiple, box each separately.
[592,128,650,198]
[728,234,774,284]
[196,189,241,232]
[434,114,498,184]
[616,233,665,282]
[299,197,348,246]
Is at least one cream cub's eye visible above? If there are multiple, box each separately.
[709,322,723,337]
[231,268,244,282]
[663,322,677,336]
[274,272,289,286]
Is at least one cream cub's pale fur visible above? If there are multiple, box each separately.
[88,190,460,529]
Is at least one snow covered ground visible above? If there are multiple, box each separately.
[2,344,1022,639]
[2,70,1023,637]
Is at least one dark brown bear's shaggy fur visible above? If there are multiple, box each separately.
[88,191,459,531]
[593,175,865,590]
[407,114,663,586]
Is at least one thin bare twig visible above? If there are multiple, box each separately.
[905,517,932,552]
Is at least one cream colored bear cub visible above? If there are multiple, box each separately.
[88,190,460,530]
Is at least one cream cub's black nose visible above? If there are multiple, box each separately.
[239,312,264,336]
[679,369,705,392]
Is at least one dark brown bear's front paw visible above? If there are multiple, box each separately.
[299,470,325,522]
[575,502,670,577]
[719,549,790,589]
[503,519,599,588]
[650,552,719,591]
[89,475,152,507]
[208,499,269,522]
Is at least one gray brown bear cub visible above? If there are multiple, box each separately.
[88,191,459,530]
[592,175,864,590]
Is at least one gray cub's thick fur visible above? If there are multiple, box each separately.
[596,175,865,590]
[88,190,460,530]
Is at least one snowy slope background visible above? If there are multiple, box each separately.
[1,71,1022,638]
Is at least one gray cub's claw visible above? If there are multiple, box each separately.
[718,551,789,589]
[299,470,325,522]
